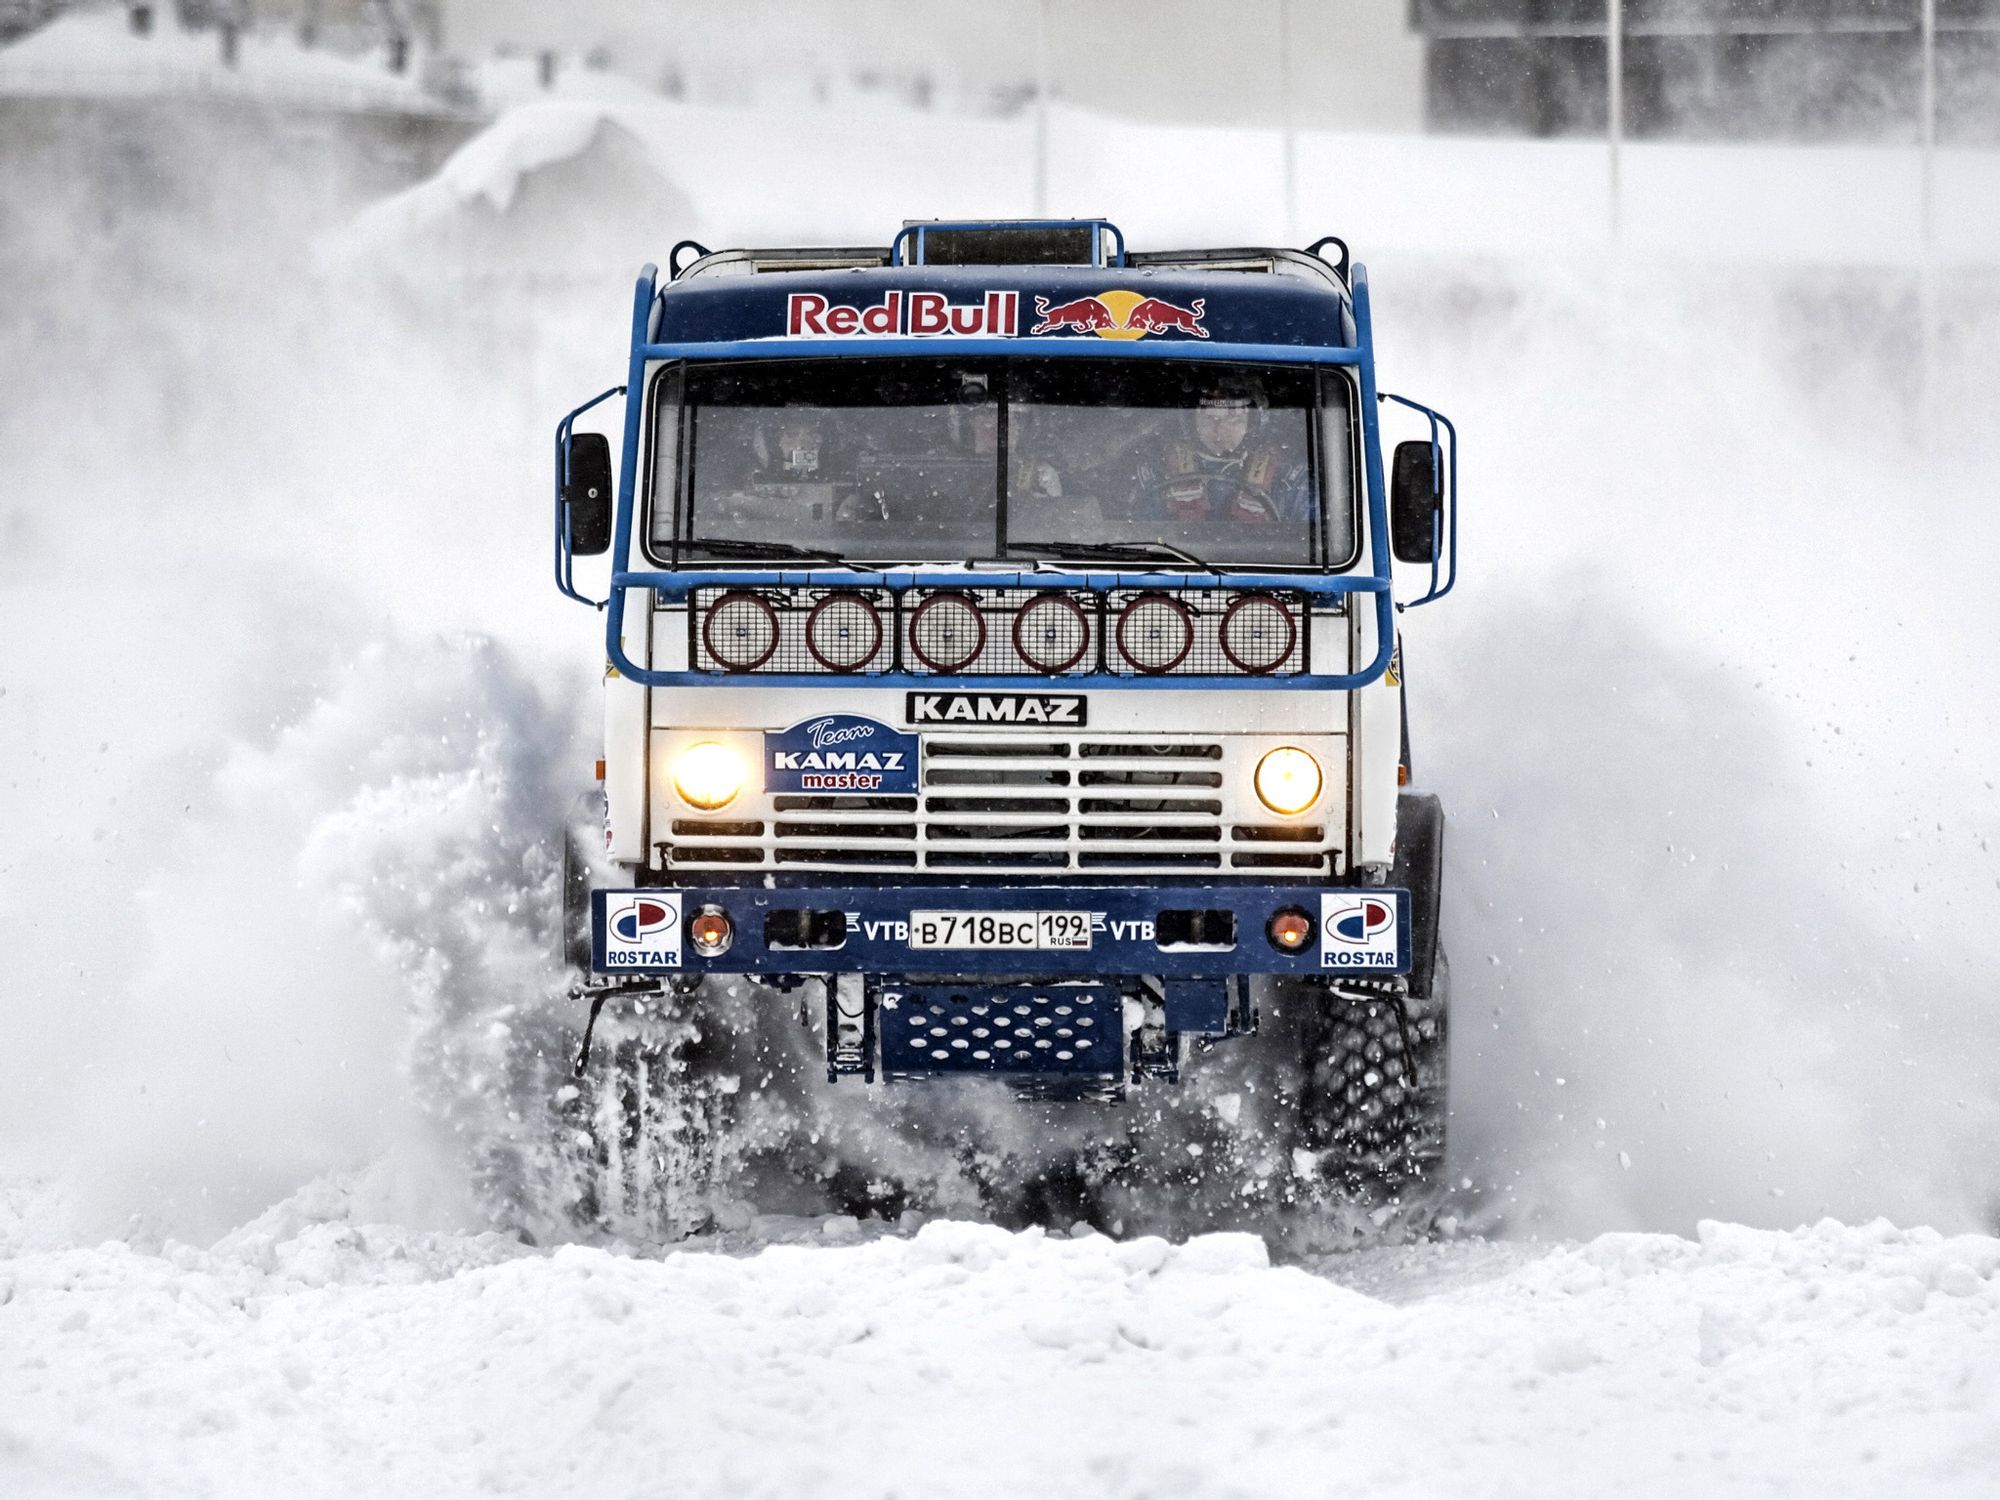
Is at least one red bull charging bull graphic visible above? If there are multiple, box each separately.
[1032,290,1208,339]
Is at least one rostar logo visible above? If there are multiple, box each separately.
[1030,290,1208,340]
[610,897,679,944]
[1324,898,1396,945]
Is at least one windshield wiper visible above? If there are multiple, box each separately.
[1006,539,1226,573]
[679,537,869,570]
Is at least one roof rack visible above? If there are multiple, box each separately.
[665,223,1352,297]
[674,245,891,281]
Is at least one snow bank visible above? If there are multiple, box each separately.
[1,1206,1996,1497]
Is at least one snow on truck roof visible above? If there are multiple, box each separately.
[647,220,1360,354]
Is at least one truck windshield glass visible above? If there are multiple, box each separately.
[655,358,1353,568]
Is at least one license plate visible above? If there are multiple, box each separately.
[908,910,1094,951]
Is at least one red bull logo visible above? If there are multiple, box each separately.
[781,288,1208,341]
[1031,290,1208,340]
[787,290,1020,338]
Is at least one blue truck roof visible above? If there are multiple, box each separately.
[647,225,1360,354]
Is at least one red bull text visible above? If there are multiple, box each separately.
[787,290,1020,338]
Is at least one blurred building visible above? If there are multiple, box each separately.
[1413,0,2000,142]
[436,0,1426,132]
[0,0,66,45]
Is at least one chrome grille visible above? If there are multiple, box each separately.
[660,735,1335,875]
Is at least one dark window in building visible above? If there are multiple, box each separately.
[1411,0,2000,143]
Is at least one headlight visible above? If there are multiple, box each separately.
[1254,746,1322,816]
[673,741,746,810]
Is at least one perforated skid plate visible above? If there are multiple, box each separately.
[877,983,1122,1079]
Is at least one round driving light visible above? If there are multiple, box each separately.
[1115,593,1194,674]
[1012,593,1091,673]
[703,591,779,671]
[909,592,986,671]
[1267,907,1314,952]
[1219,592,1297,674]
[689,905,734,957]
[1254,746,1322,816]
[673,741,745,810]
[805,591,883,672]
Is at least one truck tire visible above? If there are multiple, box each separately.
[560,791,606,977]
[1394,792,1445,1005]
[566,1012,726,1241]
[1297,981,1446,1204]
[1296,793,1449,1213]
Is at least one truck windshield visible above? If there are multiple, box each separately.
[651,358,1354,569]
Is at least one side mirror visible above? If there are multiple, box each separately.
[1389,439,1442,565]
[563,433,614,557]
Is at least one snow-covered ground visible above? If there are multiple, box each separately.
[3,1178,1996,1498]
[5,47,2000,1497]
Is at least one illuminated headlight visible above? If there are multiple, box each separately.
[672,741,746,810]
[1254,746,1322,816]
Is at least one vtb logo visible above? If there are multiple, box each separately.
[610,897,678,943]
[1324,898,1395,945]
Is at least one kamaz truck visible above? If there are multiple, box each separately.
[551,219,1459,1239]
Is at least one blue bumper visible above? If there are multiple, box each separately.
[591,882,1411,979]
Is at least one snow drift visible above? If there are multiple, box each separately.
[2,1185,1996,1499]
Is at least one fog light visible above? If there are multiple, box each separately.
[1267,907,1314,953]
[673,741,745,810]
[1254,746,1322,816]
[689,905,734,957]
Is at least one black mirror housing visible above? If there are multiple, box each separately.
[1389,439,1443,565]
[564,432,615,556]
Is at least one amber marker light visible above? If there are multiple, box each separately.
[1254,746,1322,816]
[689,905,734,958]
[1267,908,1315,953]
[673,741,746,810]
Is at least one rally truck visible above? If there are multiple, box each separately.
[551,219,1459,1238]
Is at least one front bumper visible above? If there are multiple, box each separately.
[590,881,1411,978]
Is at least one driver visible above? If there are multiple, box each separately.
[763,408,833,481]
[1134,384,1309,526]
